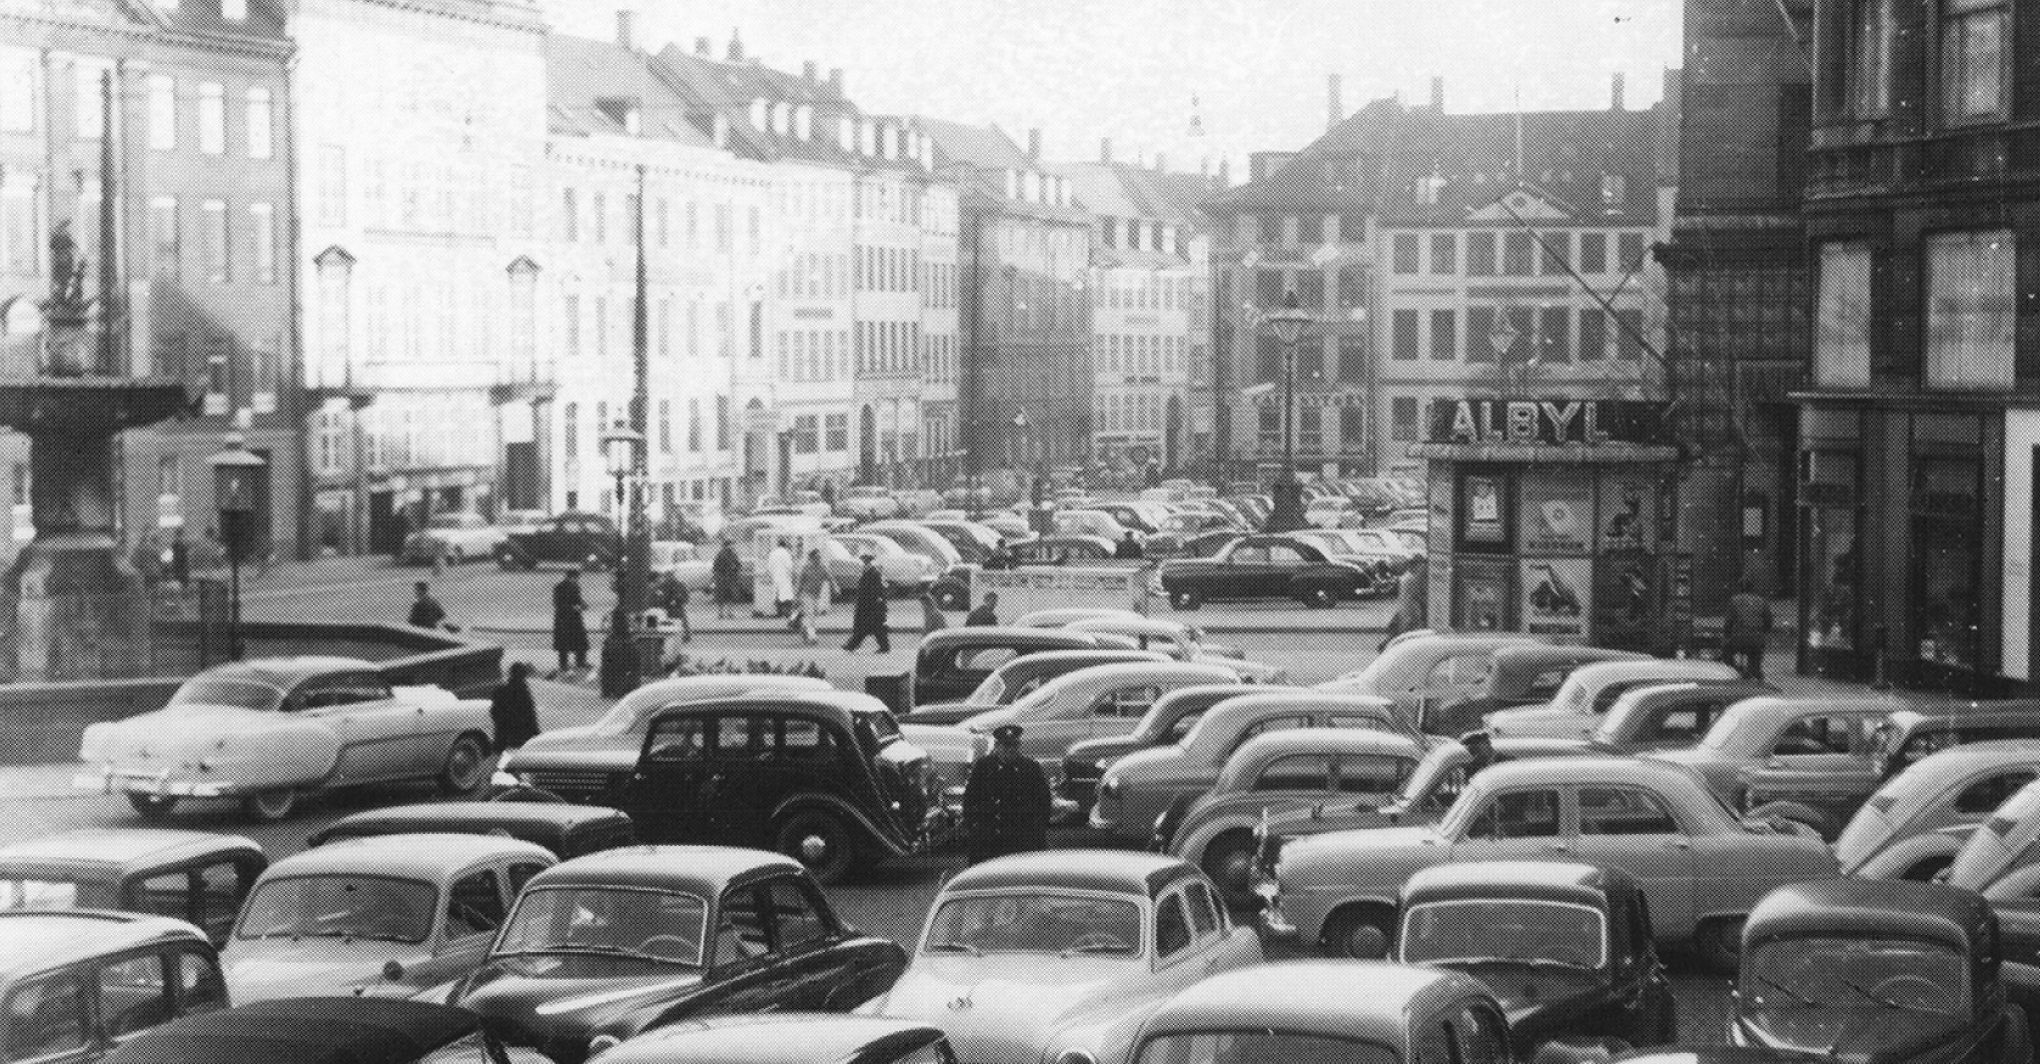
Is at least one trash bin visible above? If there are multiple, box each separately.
[864,671,912,714]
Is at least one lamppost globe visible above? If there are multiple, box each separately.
[601,423,644,481]
[207,435,266,661]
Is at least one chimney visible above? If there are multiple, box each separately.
[1199,157,1210,177]
[615,10,635,50]
[802,60,817,82]
[726,29,744,63]
[1216,157,1230,188]
[827,68,843,95]
[1100,138,1112,164]
[1610,72,1625,111]
[1327,74,1343,131]
[1154,153,1166,173]
[694,36,711,56]
[1430,76,1444,111]
[1027,127,1041,161]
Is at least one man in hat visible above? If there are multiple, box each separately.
[407,580,449,631]
[1461,730,1500,779]
[963,723,1053,865]
[552,566,589,674]
[843,552,890,653]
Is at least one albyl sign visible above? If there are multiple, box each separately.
[1426,399,1670,447]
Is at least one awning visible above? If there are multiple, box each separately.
[1404,442,1679,464]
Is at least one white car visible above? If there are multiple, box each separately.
[1054,509,1133,542]
[401,512,507,564]
[1063,616,1287,683]
[838,486,902,521]
[1304,497,1360,529]
[833,533,939,590]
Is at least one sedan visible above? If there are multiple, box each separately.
[832,533,939,591]
[401,511,507,564]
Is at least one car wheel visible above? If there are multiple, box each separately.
[1199,831,1259,906]
[1169,588,1203,611]
[1301,586,1336,609]
[1693,915,1744,975]
[775,808,859,885]
[932,580,969,611]
[437,733,491,797]
[241,789,298,823]
[127,793,178,821]
[1320,907,1394,960]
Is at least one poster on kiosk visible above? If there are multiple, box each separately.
[753,526,831,617]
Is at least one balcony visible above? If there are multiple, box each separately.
[1807,122,2039,203]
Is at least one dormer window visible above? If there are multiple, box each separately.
[1416,170,1446,205]
[859,120,876,156]
[1023,171,1041,203]
[749,99,768,130]
[795,105,812,141]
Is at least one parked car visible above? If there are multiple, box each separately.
[222,833,557,1002]
[872,851,1261,1064]
[1645,695,1909,809]
[499,509,549,535]
[1289,527,1417,579]
[1053,509,1133,542]
[1007,533,1121,566]
[1259,757,1839,968]
[1063,616,1282,682]
[1163,729,1425,904]
[648,540,701,579]
[1304,495,1361,529]
[594,1015,951,1064]
[1092,502,1165,535]
[960,662,1248,775]
[1013,607,1145,628]
[496,511,619,570]
[0,909,226,1062]
[619,690,954,883]
[0,830,264,945]
[1429,644,1651,736]
[832,533,940,593]
[1586,681,1780,755]
[917,519,1000,564]
[911,627,1119,706]
[100,998,490,1064]
[858,522,965,576]
[401,511,508,565]
[1733,879,2031,1063]
[1090,690,1404,846]
[838,486,903,521]
[456,847,908,1063]
[1060,685,1256,810]
[496,674,832,803]
[1948,775,2040,895]
[898,649,1168,727]
[1127,960,1511,1064]
[1870,701,2040,782]
[77,656,495,823]
[894,489,943,518]
[1317,632,1543,735]
[1142,514,1241,559]
[1835,740,2040,881]
[307,802,637,859]
[1485,658,1744,741]
[1158,535,1378,610]
[1397,861,1676,1056]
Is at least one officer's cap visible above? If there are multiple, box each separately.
[992,724,1024,743]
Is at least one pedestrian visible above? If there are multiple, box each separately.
[166,528,191,587]
[488,661,542,753]
[711,539,742,619]
[795,547,834,646]
[407,580,450,630]
[767,538,796,621]
[552,567,589,674]
[653,569,692,643]
[1461,730,1499,779]
[1114,531,1144,560]
[965,591,1000,627]
[130,532,162,590]
[919,590,948,635]
[1722,577,1773,681]
[1379,554,1428,652]
[842,553,890,653]
[963,723,1053,865]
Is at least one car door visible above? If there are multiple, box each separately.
[1148,888,1207,995]
[759,876,876,1013]
[1219,543,1273,599]
[1262,542,1313,594]
[1764,710,1875,781]
[422,866,507,989]
[296,672,407,784]
[1449,786,1566,864]
[625,712,714,844]
[697,884,791,1015]
[1567,784,1695,937]
[703,713,769,846]
[1085,684,1164,741]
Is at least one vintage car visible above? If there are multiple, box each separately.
[496,511,620,570]
[1486,658,1744,741]
[899,649,1167,727]
[307,802,637,859]
[1397,862,1675,1057]
[1645,695,1908,809]
[1013,607,1146,628]
[76,656,496,823]
[1836,741,2040,881]
[1063,618,1281,683]
[838,486,903,521]
[1609,1051,1832,1064]
[1259,757,1840,968]
[858,522,966,577]
[99,998,498,1064]
[619,691,952,883]
[961,662,1248,772]
[1060,685,1254,809]
[0,830,264,945]
[1053,510,1134,542]
[1289,527,1416,580]
[831,533,940,592]
[871,851,1261,1064]
[222,833,557,1003]
[1157,535,1378,610]
[1947,775,2040,894]
[1161,728,1425,903]
[456,847,907,1064]
[497,674,832,803]
[1316,632,1544,735]
[1733,879,2031,1063]
[910,627,1128,707]
[595,1015,952,1064]
[1586,681,1779,756]
[1125,960,1513,1064]
[0,909,226,1062]
[401,511,508,565]
[1090,690,1403,845]
[1428,645,1651,737]
[1742,702,2040,840]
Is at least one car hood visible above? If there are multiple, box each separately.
[508,726,624,758]
[1276,826,1443,886]
[903,701,998,726]
[1102,745,1179,783]
[458,957,705,1034]
[1738,1007,1968,1063]
[1476,969,1611,1040]
[223,941,436,1003]
[878,955,1147,1063]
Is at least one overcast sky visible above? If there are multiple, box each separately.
[546,0,1683,177]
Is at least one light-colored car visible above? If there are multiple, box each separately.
[222,833,556,1003]
[648,540,700,578]
[1317,632,1543,735]
[1064,616,1285,683]
[1485,658,1743,741]
[401,511,507,564]
[1583,680,1778,755]
[1090,690,1402,844]
[0,829,265,945]
[1054,509,1133,542]
[833,533,940,590]
[1643,695,1906,808]
[838,486,903,521]
[1836,740,2040,881]
[497,509,548,536]
[1015,607,1145,628]
[1290,527,1415,575]
[1259,757,1839,967]
[871,851,1262,1064]
[1948,776,2040,896]
[962,662,1247,773]
[76,657,495,823]
[1304,496,1361,529]
[860,521,966,574]
[496,673,834,801]
[1059,685,1257,809]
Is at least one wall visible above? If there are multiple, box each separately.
[2006,410,2040,681]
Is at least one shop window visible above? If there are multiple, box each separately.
[1925,230,2014,391]
[1803,447,1860,652]
[1913,452,1982,670]
[1817,243,1873,387]
[1390,397,1418,443]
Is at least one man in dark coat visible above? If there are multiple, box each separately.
[407,581,448,630]
[843,554,890,653]
[964,591,1000,627]
[552,567,589,673]
[1114,531,1144,560]
[489,662,542,752]
[1722,577,1773,681]
[963,724,1053,865]
[711,539,742,619]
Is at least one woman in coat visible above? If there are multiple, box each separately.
[489,662,542,752]
[552,567,589,672]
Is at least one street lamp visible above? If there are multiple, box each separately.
[1262,289,1315,532]
[598,422,646,697]
[207,434,266,661]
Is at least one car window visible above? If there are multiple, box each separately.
[1253,754,1331,792]
[1646,706,1706,744]
[8,974,89,1059]
[715,716,763,761]
[958,648,1020,672]
[778,717,837,762]
[714,887,772,963]
[1451,1002,1510,1064]
[1593,680,1649,715]
[1097,685,1162,718]
[1166,710,1207,742]
[1774,714,1858,756]
[646,716,708,762]
[1227,546,1268,565]
[1578,786,1681,836]
[98,953,172,1039]
[1429,655,1492,690]
[1265,545,1306,565]
[1336,754,1412,795]
[506,862,548,894]
[195,862,244,943]
[1238,715,1311,748]
[1185,883,1221,940]
[445,869,505,940]
[175,951,226,1015]
[1525,669,1570,700]
[135,871,192,926]
[1154,893,1192,959]
[1465,789,1561,839]
[768,879,830,951]
[1957,771,2039,815]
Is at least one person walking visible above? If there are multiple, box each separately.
[1379,554,1429,651]
[653,569,692,643]
[488,662,542,753]
[794,548,834,646]
[1722,577,1773,681]
[407,580,450,630]
[711,539,742,619]
[552,567,590,674]
[842,553,891,653]
[965,591,1000,627]
[963,724,1053,865]
[1114,531,1144,560]
[767,539,796,621]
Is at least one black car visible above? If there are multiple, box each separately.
[101,998,484,1064]
[898,648,1167,726]
[497,512,619,570]
[1398,861,1675,1058]
[1735,879,2032,1063]
[307,802,636,859]
[1158,534,1375,610]
[620,692,953,883]
[910,627,1124,706]
[458,847,907,1064]
[594,1014,952,1064]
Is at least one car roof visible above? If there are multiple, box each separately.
[1745,879,1990,951]
[1885,701,2040,731]
[1068,617,1190,637]
[918,627,1101,652]
[1566,658,1742,685]
[1402,860,1635,907]
[0,910,208,983]
[1198,691,1396,731]
[1469,755,1709,793]
[1492,644,1648,679]
[1219,730,1423,788]
[1716,694,1912,726]
[0,829,261,874]
[99,997,478,1064]
[992,649,1169,677]
[1905,739,2040,777]
[613,674,835,717]
[524,845,803,896]
[1139,961,1484,1047]
[1040,661,1243,692]
[601,1014,945,1064]
[261,833,553,880]
[308,803,630,848]
[651,689,893,722]
[197,656,376,687]
[943,850,1194,899]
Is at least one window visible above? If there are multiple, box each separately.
[1774,714,1862,756]
[8,975,88,1058]
[687,399,702,452]
[1429,309,1457,360]
[1096,684,1162,718]
[148,75,175,151]
[176,951,226,1014]
[1466,789,1561,838]
[1942,0,2008,124]
[562,189,578,242]
[1155,893,1192,958]
[150,197,178,279]
[1466,231,1497,276]
[1254,753,1331,792]
[1255,335,1281,384]
[1295,270,1325,311]
[1849,0,1895,116]
[1602,173,1628,206]
[445,869,504,939]
[197,82,223,154]
[793,414,819,454]
[245,88,272,159]
[769,879,830,949]
[1618,233,1646,271]
[1538,306,1571,363]
[1255,269,1284,307]
[1257,214,1281,243]
[316,145,345,227]
[1392,309,1419,361]
[1185,882,1222,938]
[778,717,836,761]
[1538,232,1570,273]
[647,714,706,761]
[716,395,730,450]
[1336,266,1367,308]
[1298,407,1323,454]
[1391,396,1419,442]
[1957,771,2037,814]
[1502,232,1533,275]
[1339,406,1365,451]
[1338,336,1367,383]
[714,887,771,962]
[825,413,848,451]
[200,200,227,284]
[247,203,275,285]
[1257,406,1280,451]
[1430,232,1456,275]
[97,954,171,1038]
[1926,230,2014,390]
[1337,753,1410,794]
[1615,308,1644,361]
[715,715,760,759]
[658,400,672,453]
[1297,214,1324,244]
[1579,308,1607,361]
[1578,786,1679,835]
[1393,233,1419,274]
[1297,338,1324,383]
[1579,232,1608,274]
[1466,305,1495,362]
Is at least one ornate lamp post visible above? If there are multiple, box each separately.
[598,422,646,696]
[208,435,266,661]
[1262,290,1315,532]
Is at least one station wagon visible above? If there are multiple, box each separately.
[0,831,264,945]
[0,910,225,1063]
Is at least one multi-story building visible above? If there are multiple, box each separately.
[0,0,300,559]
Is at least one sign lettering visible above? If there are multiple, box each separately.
[1425,398,1670,447]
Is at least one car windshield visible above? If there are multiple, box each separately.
[237,875,438,944]
[1396,743,1470,810]
[1400,900,1606,969]
[967,672,1008,707]
[925,892,1142,956]
[1137,1032,1397,1064]
[169,677,286,711]
[493,887,708,966]
[1743,935,1967,1015]
[1549,673,1594,716]
[0,877,114,910]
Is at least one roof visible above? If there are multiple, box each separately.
[1401,860,1635,907]
[1744,879,1990,949]
[1886,700,2040,729]
[200,656,376,687]
[917,627,1100,653]
[943,850,1192,899]
[0,829,260,874]
[1139,961,1485,1046]
[261,834,553,881]
[546,34,715,149]
[649,690,892,723]
[307,803,630,849]
[0,910,206,984]
[611,674,834,719]
[1569,658,1741,686]
[1470,755,1709,795]
[1717,694,1912,724]
[123,0,294,47]
[920,116,1029,171]
[1040,660,1243,692]
[99,997,478,1064]
[525,845,802,895]
[602,1014,944,1064]
[1198,690,1396,732]
[993,649,1170,677]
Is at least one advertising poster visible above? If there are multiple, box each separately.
[1462,473,1508,549]
[1597,475,1654,554]
[1455,557,1513,631]
[1520,558,1591,643]
[1592,550,1656,650]
[1517,471,1593,555]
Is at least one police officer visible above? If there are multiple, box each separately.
[963,724,1053,865]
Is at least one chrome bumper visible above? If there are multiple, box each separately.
[73,765,238,799]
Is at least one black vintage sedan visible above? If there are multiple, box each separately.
[456,847,908,1064]
[496,512,619,571]
[1158,535,1374,610]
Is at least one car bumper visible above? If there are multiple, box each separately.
[73,765,242,799]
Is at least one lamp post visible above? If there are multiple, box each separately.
[208,435,266,661]
[1262,289,1314,532]
[598,422,645,697]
